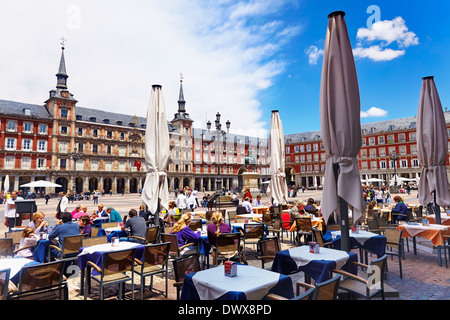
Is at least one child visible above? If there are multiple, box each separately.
[17,227,39,258]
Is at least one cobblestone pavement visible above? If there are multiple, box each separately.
[2,190,449,301]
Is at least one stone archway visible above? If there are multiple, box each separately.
[117,178,125,194]
[103,177,112,194]
[89,177,98,192]
[55,177,68,194]
[130,178,138,194]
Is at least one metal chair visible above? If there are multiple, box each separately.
[5,230,23,250]
[90,226,101,238]
[312,227,333,248]
[84,247,137,300]
[267,287,314,301]
[227,210,237,227]
[242,223,264,255]
[295,275,341,300]
[188,219,203,232]
[172,254,200,300]
[256,236,280,269]
[101,222,120,229]
[0,238,14,258]
[134,242,170,299]
[48,234,87,261]
[384,228,404,278]
[211,232,242,265]
[160,233,198,260]
[127,226,160,244]
[333,254,388,300]
[294,217,313,245]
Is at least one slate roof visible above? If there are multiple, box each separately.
[0,99,52,119]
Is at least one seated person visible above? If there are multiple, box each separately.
[95,204,107,217]
[242,197,253,213]
[27,211,50,235]
[170,214,200,254]
[391,196,408,222]
[106,206,123,222]
[366,200,377,219]
[252,195,263,207]
[78,215,92,237]
[208,211,232,264]
[304,198,318,213]
[120,209,147,243]
[74,205,88,220]
[164,201,178,226]
[16,227,39,258]
[71,205,81,219]
[138,204,149,221]
[48,211,80,258]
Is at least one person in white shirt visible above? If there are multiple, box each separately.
[176,191,188,210]
[375,187,384,207]
[252,195,263,207]
[242,197,253,213]
[4,191,23,232]
[187,190,197,210]
[56,192,69,219]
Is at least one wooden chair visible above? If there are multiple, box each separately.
[384,228,404,278]
[82,236,108,248]
[256,236,280,269]
[269,275,341,300]
[134,242,170,299]
[333,254,388,300]
[0,268,10,300]
[172,254,200,300]
[84,248,137,300]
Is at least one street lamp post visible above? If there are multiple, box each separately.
[207,112,230,194]
[390,152,399,188]
[70,147,83,197]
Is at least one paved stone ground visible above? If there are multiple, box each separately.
[2,189,449,301]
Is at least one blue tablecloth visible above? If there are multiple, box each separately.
[181,264,294,300]
[323,230,387,257]
[271,246,358,283]
[33,239,52,263]
[98,228,128,242]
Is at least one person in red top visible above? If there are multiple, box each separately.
[242,187,252,202]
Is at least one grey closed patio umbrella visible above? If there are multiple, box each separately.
[267,110,288,205]
[141,84,170,227]
[417,76,450,223]
[320,11,366,252]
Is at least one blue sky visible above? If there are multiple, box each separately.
[0,0,449,137]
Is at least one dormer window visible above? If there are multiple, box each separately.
[116,120,123,126]
[89,117,96,122]
[76,115,83,121]
[103,119,110,124]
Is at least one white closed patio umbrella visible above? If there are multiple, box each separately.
[320,11,366,252]
[20,180,62,188]
[417,76,450,222]
[4,175,10,192]
[267,110,288,205]
[141,84,170,226]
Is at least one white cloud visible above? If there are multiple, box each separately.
[354,17,418,62]
[353,46,405,62]
[305,45,324,65]
[0,0,302,138]
[361,107,388,118]
[357,17,419,48]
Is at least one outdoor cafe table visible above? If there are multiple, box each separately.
[252,206,270,214]
[98,226,127,242]
[235,213,263,222]
[425,214,450,226]
[76,241,145,295]
[180,264,294,300]
[271,246,358,283]
[323,230,387,260]
[0,257,39,285]
[92,216,109,228]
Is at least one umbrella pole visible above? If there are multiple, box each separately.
[433,191,443,266]
[333,164,350,252]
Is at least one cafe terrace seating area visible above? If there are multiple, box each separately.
[0,201,448,301]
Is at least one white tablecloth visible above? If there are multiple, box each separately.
[78,242,141,256]
[192,265,280,300]
[287,246,351,270]
[0,258,32,279]
[330,230,380,246]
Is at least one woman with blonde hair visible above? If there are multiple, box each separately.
[26,211,50,235]
[170,214,200,252]
[207,211,231,245]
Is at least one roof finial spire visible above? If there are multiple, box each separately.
[60,36,67,49]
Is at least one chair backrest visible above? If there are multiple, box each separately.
[243,223,264,239]
[272,219,282,230]
[367,255,387,290]
[312,228,326,247]
[0,268,10,300]
[313,275,341,300]
[236,205,248,215]
[375,214,388,228]
[216,233,241,256]
[205,211,214,222]
[62,234,87,257]
[18,260,65,292]
[161,233,180,255]
[188,219,202,232]
[5,231,23,248]
[295,217,313,232]
[102,248,136,277]
[227,210,237,225]
[384,228,402,247]
[164,226,173,234]
[258,237,280,257]
[271,205,282,214]
[145,226,159,244]
[141,242,170,269]
[292,287,314,301]
[366,219,379,231]
[90,226,100,238]
[82,236,108,247]
[0,238,14,258]
[262,213,272,225]
[415,206,423,218]
[101,222,119,229]
[172,254,200,283]
[406,207,414,221]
